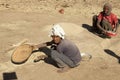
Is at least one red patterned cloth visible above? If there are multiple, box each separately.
[97,12,118,29]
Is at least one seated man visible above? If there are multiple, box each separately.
[92,3,119,38]
[33,24,81,73]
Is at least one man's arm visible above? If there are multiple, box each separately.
[97,20,106,33]
[35,43,47,49]
[33,41,53,49]
[114,22,119,32]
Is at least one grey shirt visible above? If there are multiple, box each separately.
[46,39,81,64]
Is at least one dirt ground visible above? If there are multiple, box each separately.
[0,0,120,80]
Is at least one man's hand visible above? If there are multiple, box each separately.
[31,45,38,50]
[102,30,107,35]
[32,43,47,50]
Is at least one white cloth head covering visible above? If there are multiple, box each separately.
[49,24,65,39]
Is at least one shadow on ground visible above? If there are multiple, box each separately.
[32,47,58,68]
[82,24,110,39]
[104,49,120,64]
[82,24,93,32]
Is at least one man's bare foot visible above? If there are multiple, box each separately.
[57,66,71,73]
[34,55,47,62]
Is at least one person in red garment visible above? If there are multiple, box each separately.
[92,3,119,38]
[33,24,81,73]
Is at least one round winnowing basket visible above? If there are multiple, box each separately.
[11,44,33,64]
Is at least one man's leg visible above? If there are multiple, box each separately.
[101,19,113,38]
[51,50,76,68]
[50,50,77,73]
[92,15,99,31]
[34,47,51,62]
[102,19,113,31]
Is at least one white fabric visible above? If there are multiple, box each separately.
[49,24,65,39]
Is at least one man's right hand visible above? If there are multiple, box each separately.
[31,45,39,50]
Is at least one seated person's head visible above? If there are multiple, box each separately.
[103,3,112,16]
[49,24,65,44]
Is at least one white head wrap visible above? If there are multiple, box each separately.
[49,24,65,39]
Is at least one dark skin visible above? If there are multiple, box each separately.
[97,20,106,34]
[51,35,62,44]
[34,35,62,49]
[97,7,109,34]
[97,18,119,34]
[97,6,119,34]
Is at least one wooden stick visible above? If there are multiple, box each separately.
[4,39,28,53]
